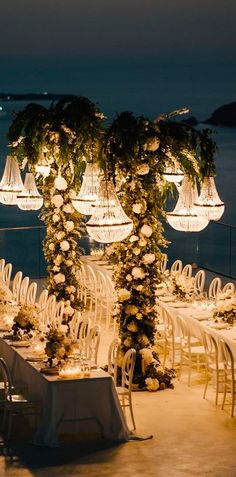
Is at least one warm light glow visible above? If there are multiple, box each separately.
[17,173,43,210]
[0,156,24,205]
[72,162,100,215]
[86,178,133,243]
[166,176,209,232]
[194,176,225,221]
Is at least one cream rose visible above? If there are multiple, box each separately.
[140,224,153,237]
[146,137,160,152]
[52,214,60,223]
[63,204,74,214]
[133,248,141,256]
[143,253,156,264]
[125,304,139,315]
[136,312,143,320]
[130,235,139,243]
[54,254,63,266]
[137,163,150,175]
[126,274,132,282]
[49,243,55,251]
[54,273,65,284]
[51,194,64,208]
[118,288,131,301]
[139,238,147,247]
[56,231,65,240]
[132,267,145,279]
[65,220,74,232]
[145,377,159,391]
[60,240,70,251]
[132,203,142,214]
[54,176,68,191]
[127,321,138,332]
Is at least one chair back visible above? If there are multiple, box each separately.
[201,330,218,367]
[45,294,57,327]
[121,348,136,390]
[220,339,234,379]
[182,264,192,278]
[108,338,121,384]
[208,277,221,299]
[87,325,101,365]
[223,282,235,295]
[0,357,13,401]
[2,263,12,288]
[194,270,205,295]
[26,281,37,304]
[75,317,91,356]
[160,253,168,273]
[18,276,30,304]
[170,259,182,275]
[0,258,5,271]
[51,300,65,327]
[12,271,23,301]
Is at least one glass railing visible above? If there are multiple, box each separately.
[1,221,236,279]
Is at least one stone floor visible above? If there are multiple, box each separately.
[1,333,236,477]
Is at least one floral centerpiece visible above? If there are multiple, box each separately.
[12,303,41,339]
[168,274,195,301]
[213,296,236,326]
[45,327,74,367]
[0,282,17,327]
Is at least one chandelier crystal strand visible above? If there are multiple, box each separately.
[0,155,24,205]
[86,178,133,243]
[163,151,184,184]
[72,162,100,215]
[17,172,43,210]
[193,176,225,221]
[166,175,209,232]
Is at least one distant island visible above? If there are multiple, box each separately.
[0,93,71,101]
[204,102,236,127]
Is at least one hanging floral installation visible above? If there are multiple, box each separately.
[104,111,216,390]
[7,97,217,389]
[8,97,105,323]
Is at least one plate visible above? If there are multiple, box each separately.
[40,366,59,375]
[209,322,228,330]
[26,355,45,362]
[11,341,30,348]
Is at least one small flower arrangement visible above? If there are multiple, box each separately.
[169,275,194,301]
[45,327,74,367]
[12,303,41,338]
[213,297,236,326]
[0,282,13,303]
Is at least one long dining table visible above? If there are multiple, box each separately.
[0,335,130,447]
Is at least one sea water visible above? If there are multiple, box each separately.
[0,55,235,277]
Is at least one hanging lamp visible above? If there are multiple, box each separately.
[35,153,51,178]
[72,162,100,215]
[0,155,24,205]
[17,172,43,211]
[163,151,184,184]
[194,176,225,221]
[166,176,209,232]
[86,178,133,243]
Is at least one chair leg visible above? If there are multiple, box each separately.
[221,376,227,410]
[203,368,209,399]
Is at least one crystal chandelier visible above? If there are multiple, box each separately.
[17,172,43,210]
[0,155,24,205]
[166,176,209,232]
[72,162,100,215]
[194,176,225,221]
[163,165,184,184]
[86,178,133,243]
[35,153,51,178]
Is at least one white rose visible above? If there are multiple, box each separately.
[137,163,150,175]
[63,204,74,214]
[143,253,156,264]
[54,176,68,191]
[136,285,143,291]
[145,377,159,392]
[54,254,63,266]
[54,273,65,284]
[51,194,63,208]
[132,267,145,279]
[56,231,65,240]
[139,238,147,247]
[126,274,132,282]
[133,248,141,256]
[65,220,74,232]
[132,203,142,214]
[49,243,55,251]
[140,348,154,365]
[140,224,153,237]
[52,214,60,223]
[118,288,131,301]
[130,235,139,243]
[60,240,70,251]
[136,312,143,320]
[64,305,74,316]
[65,260,73,266]
[66,285,76,294]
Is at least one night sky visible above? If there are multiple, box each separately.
[0,0,235,57]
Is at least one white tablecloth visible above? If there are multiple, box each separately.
[0,337,130,446]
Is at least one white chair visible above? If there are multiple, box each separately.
[160,253,168,273]
[18,276,30,304]
[178,315,206,386]
[161,306,182,368]
[0,258,5,272]
[11,271,23,302]
[108,338,121,385]
[223,282,235,295]
[208,277,221,299]
[26,281,37,304]
[74,316,91,357]
[116,348,136,431]
[51,300,64,328]
[2,263,12,288]
[182,264,192,278]
[201,330,224,406]
[44,294,57,328]
[37,289,49,329]
[0,357,41,441]
[170,259,182,275]
[220,339,236,417]
[193,270,205,295]
[87,325,101,366]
